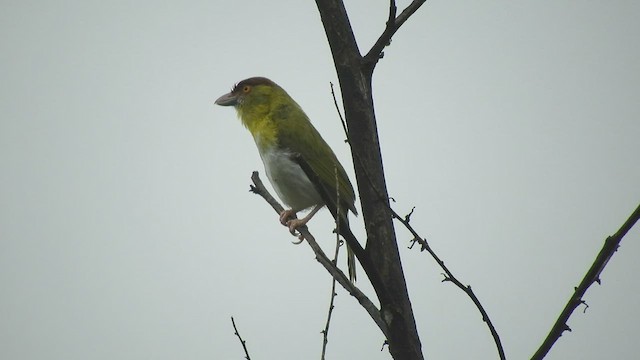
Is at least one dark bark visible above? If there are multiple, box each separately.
[314,1,424,359]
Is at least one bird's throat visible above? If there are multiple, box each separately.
[238,111,278,149]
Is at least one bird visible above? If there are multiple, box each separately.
[214,76,358,281]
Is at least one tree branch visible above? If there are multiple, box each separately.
[328,77,505,360]
[399,208,506,360]
[230,316,251,360]
[531,203,640,360]
[315,1,425,358]
[249,171,389,338]
[363,0,427,71]
[320,235,341,360]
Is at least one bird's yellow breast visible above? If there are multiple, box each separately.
[237,105,278,150]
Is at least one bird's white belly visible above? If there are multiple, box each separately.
[259,147,322,212]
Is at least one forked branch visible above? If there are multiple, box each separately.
[364,0,427,70]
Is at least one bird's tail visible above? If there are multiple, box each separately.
[347,244,356,283]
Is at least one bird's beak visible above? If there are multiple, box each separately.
[214,91,238,106]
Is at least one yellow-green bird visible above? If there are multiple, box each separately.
[215,77,358,281]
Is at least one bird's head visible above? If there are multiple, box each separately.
[215,76,298,144]
[215,77,282,119]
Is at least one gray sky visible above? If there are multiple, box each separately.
[2,1,639,359]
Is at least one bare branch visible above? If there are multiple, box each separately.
[329,82,348,142]
[315,1,427,357]
[321,173,342,359]
[328,78,504,359]
[363,0,427,69]
[388,0,398,26]
[320,235,341,360]
[394,0,427,33]
[249,171,389,338]
[397,209,506,360]
[230,316,251,360]
[328,79,503,359]
[531,203,640,360]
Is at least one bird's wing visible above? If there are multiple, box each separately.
[275,104,357,215]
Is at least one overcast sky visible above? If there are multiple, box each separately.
[2,1,639,359]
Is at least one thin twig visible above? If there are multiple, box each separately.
[531,203,640,360]
[330,82,348,140]
[230,316,251,360]
[320,168,344,359]
[320,233,341,359]
[249,171,389,338]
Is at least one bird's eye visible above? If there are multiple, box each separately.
[243,86,251,93]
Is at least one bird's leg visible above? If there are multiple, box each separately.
[284,205,322,238]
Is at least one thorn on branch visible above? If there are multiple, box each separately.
[532,205,640,359]
[404,206,415,223]
[380,340,389,351]
[581,300,589,313]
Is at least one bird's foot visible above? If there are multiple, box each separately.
[279,209,305,243]
[286,218,308,234]
[279,209,297,225]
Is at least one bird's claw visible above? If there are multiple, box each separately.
[287,219,306,243]
[291,235,304,244]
